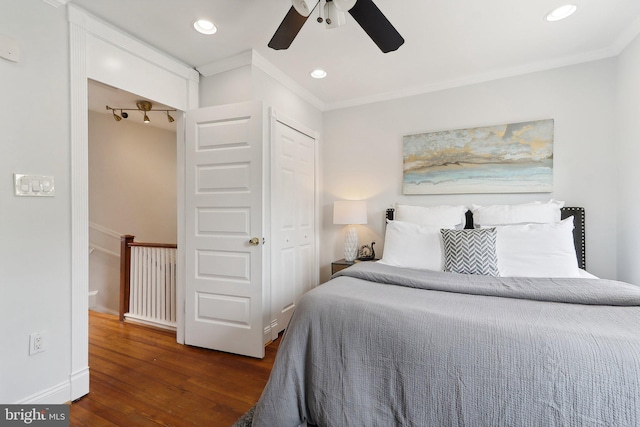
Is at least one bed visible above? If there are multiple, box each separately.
[251,201,640,427]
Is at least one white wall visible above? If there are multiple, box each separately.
[88,111,177,314]
[199,65,253,107]
[616,33,640,284]
[89,111,177,244]
[322,59,618,282]
[0,0,72,403]
[199,62,324,133]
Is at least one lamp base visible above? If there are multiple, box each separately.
[344,225,358,262]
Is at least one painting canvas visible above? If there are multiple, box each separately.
[403,119,554,194]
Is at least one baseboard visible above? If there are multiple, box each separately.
[15,366,90,404]
[70,367,90,401]
[90,305,118,316]
[16,380,71,404]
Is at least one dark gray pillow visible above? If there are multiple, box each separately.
[440,228,499,276]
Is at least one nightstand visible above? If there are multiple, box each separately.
[331,258,379,275]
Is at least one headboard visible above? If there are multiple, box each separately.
[385,206,586,269]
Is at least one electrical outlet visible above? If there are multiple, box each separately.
[29,331,46,355]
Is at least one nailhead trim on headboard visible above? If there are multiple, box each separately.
[385,206,586,270]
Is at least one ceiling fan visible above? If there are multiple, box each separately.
[268,0,404,53]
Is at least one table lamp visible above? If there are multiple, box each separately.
[333,200,367,262]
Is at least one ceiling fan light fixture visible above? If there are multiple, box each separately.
[193,19,217,35]
[333,0,357,12]
[292,0,316,17]
[324,2,346,29]
[545,4,577,22]
[310,69,327,79]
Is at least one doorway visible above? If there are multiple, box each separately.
[87,80,178,320]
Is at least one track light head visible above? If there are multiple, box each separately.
[106,102,176,125]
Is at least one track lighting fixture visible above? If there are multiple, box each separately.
[105,101,177,124]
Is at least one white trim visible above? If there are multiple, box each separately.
[69,4,198,400]
[196,51,253,77]
[252,51,324,111]
[91,306,119,316]
[42,0,70,7]
[197,50,325,111]
[611,14,640,55]
[89,222,122,240]
[325,46,620,111]
[69,368,90,403]
[192,38,639,113]
[69,20,90,402]
[89,244,119,258]
[15,380,71,404]
[124,314,177,331]
[67,5,198,87]
[175,113,186,345]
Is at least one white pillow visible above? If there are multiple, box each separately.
[471,200,564,226]
[492,217,579,278]
[395,204,467,228]
[379,220,448,271]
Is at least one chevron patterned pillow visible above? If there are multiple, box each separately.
[440,228,499,276]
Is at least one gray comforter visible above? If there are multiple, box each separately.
[252,262,640,427]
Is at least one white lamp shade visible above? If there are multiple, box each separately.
[333,200,367,225]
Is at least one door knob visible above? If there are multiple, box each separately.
[249,237,260,246]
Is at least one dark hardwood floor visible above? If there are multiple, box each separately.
[70,311,279,427]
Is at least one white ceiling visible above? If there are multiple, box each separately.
[73,0,640,113]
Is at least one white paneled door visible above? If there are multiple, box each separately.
[270,118,316,339]
[184,101,265,358]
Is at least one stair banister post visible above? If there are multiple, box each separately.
[119,235,135,321]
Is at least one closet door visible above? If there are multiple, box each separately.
[271,117,316,339]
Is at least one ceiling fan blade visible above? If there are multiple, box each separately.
[268,6,310,50]
[348,0,404,53]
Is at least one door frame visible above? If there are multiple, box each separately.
[68,5,198,400]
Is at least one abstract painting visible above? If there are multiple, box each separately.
[403,119,554,194]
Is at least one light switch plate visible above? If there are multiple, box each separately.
[14,174,55,197]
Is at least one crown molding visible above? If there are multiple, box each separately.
[250,50,324,111]
[197,50,325,111]
[324,46,619,111]
[196,51,253,77]
[611,15,640,55]
[42,0,70,7]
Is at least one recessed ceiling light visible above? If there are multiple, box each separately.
[193,19,217,35]
[310,69,327,79]
[545,4,577,22]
